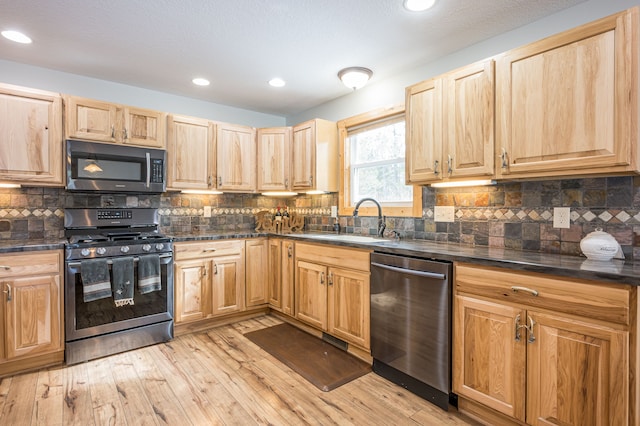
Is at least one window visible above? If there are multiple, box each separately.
[338,105,422,217]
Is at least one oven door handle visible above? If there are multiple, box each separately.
[66,253,172,267]
[146,152,151,188]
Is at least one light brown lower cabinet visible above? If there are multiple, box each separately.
[267,238,295,316]
[0,250,64,376]
[246,238,268,307]
[174,240,245,324]
[453,263,633,426]
[295,242,370,350]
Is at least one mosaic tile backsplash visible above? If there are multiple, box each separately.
[2,176,640,260]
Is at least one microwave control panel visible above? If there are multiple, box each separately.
[151,159,164,183]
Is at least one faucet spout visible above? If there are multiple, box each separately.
[353,197,386,237]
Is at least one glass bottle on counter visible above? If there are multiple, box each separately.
[275,206,282,222]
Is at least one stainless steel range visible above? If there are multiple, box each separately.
[64,208,173,365]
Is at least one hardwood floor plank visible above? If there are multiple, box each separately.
[0,376,13,419]
[1,371,37,425]
[127,347,192,425]
[63,362,95,426]
[32,366,64,426]
[85,357,127,426]
[160,337,256,425]
[108,351,160,426]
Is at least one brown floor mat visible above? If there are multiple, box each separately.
[244,322,371,392]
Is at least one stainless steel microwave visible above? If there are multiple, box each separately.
[66,139,166,193]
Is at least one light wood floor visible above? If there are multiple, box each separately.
[0,315,479,425]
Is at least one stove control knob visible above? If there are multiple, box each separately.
[96,247,107,255]
[120,246,130,254]
[142,244,152,252]
[81,248,91,257]
[155,243,164,251]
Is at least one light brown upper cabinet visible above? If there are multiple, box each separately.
[257,127,292,191]
[216,122,256,192]
[64,95,167,148]
[291,119,338,192]
[167,114,216,191]
[496,7,639,179]
[0,83,63,186]
[406,59,495,184]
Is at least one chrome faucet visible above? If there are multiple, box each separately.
[353,197,386,237]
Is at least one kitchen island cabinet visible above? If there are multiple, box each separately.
[64,95,167,148]
[496,7,639,179]
[0,83,63,186]
[0,250,64,377]
[295,242,370,351]
[453,262,632,426]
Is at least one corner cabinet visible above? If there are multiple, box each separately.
[453,263,632,426]
[174,240,245,324]
[268,238,295,316]
[406,59,494,184]
[64,95,167,148]
[167,114,216,191]
[257,127,292,191]
[496,7,639,179]
[295,242,370,350]
[0,83,63,186]
[216,123,256,192]
[0,250,64,376]
[291,119,338,192]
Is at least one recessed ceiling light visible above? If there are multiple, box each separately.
[403,0,436,12]
[269,78,286,88]
[1,30,32,44]
[192,77,210,86]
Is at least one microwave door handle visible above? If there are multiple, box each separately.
[145,152,151,188]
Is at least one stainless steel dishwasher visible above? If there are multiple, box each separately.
[370,252,453,411]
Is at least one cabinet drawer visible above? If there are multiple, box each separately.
[295,242,370,272]
[174,240,244,260]
[0,251,61,279]
[455,263,631,325]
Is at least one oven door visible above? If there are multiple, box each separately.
[64,254,174,342]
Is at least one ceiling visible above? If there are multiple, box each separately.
[0,0,588,117]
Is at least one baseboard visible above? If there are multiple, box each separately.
[174,307,269,336]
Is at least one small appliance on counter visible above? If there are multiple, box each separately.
[579,228,624,261]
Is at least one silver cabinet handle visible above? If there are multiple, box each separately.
[447,154,453,176]
[111,125,115,138]
[526,315,536,344]
[320,271,325,284]
[208,175,212,186]
[501,148,508,169]
[202,248,217,252]
[213,263,218,275]
[309,176,313,186]
[3,283,11,302]
[515,314,522,342]
[433,160,440,175]
[328,272,333,286]
[123,128,128,140]
[218,176,222,186]
[285,178,289,187]
[511,286,539,297]
[287,245,292,258]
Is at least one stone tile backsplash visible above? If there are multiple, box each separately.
[2,176,640,260]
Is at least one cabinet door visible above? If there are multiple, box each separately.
[453,295,526,422]
[216,123,256,192]
[445,60,495,179]
[295,260,327,330]
[496,9,637,178]
[405,78,443,183]
[64,96,118,143]
[167,115,215,190]
[123,107,167,148]
[0,84,63,185]
[526,311,628,426]
[267,239,282,310]
[174,260,210,324]
[291,120,315,189]
[257,127,291,191]
[328,267,370,349]
[245,239,268,307]
[210,253,245,316]
[281,240,295,316]
[3,275,62,359]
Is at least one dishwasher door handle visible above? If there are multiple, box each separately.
[371,262,446,280]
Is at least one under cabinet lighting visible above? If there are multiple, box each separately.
[430,179,496,188]
[306,190,329,195]
[262,191,298,197]
[0,183,20,188]
[181,189,223,195]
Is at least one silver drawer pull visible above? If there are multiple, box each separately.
[202,248,217,252]
[511,286,538,297]
[0,265,11,270]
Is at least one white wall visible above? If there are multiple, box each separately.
[0,59,285,127]
[286,0,640,125]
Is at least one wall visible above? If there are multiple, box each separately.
[287,0,640,124]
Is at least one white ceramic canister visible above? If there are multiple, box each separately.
[579,228,623,261]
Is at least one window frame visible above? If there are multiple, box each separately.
[337,104,422,218]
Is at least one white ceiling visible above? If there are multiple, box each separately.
[0,0,587,117]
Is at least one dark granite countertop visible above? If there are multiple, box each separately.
[4,231,638,286]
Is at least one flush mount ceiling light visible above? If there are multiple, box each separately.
[1,30,32,44]
[403,0,436,12]
[338,67,373,90]
[192,77,210,86]
[268,78,286,88]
